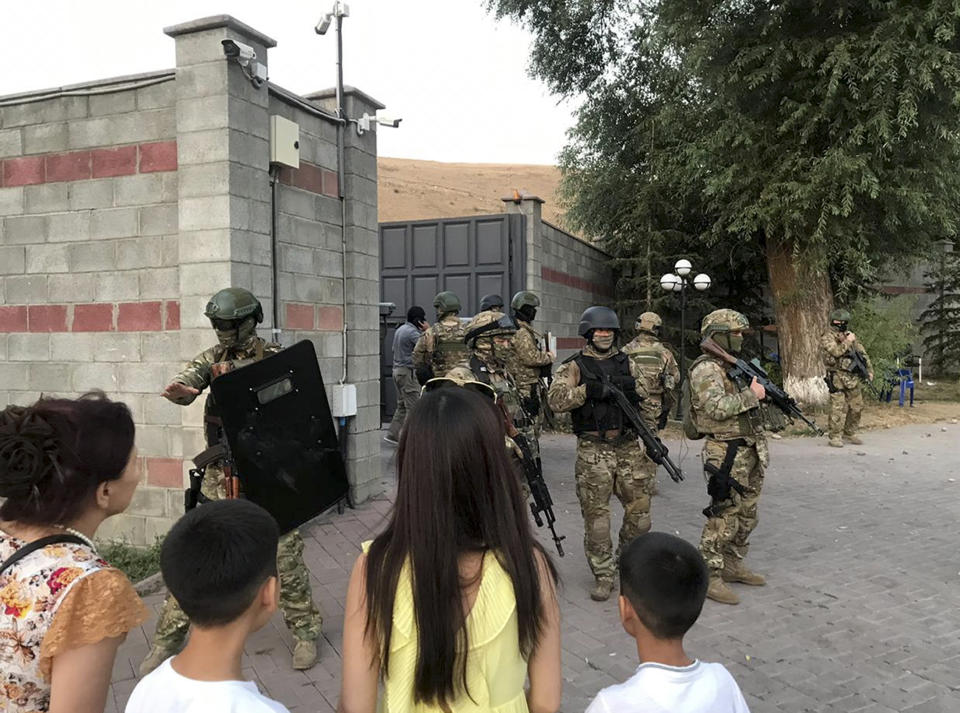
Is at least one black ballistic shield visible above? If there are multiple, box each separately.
[210,340,349,533]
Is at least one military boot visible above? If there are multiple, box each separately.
[590,577,615,602]
[844,434,863,445]
[292,638,318,670]
[706,576,739,605]
[828,438,843,448]
[722,562,766,586]
[139,645,176,677]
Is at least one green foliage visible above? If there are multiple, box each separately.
[98,538,163,583]
[491,0,960,301]
[920,245,960,375]
[849,295,920,385]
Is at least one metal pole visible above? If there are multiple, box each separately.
[677,280,686,418]
[335,11,348,385]
[940,248,946,373]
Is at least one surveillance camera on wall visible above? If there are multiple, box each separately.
[221,39,257,65]
[376,111,402,128]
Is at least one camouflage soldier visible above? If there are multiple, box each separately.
[507,291,555,460]
[689,309,768,605]
[820,308,874,448]
[412,291,471,383]
[547,306,650,602]
[622,312,679,496]
[463,310,525,435]
[140,288,322,675]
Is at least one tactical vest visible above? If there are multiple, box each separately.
[687,354,762,440]
[203,338,269,446]
[570,352,632,435]
[470,356,527,427]
[432,322,471,374]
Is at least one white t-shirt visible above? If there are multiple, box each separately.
[125,658,291,713]
[585,660,750,713]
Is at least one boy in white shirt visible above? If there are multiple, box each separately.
[585,532,750,713]
[126,500,291,713]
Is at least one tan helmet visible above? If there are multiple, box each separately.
[463,310,517,348]
[700,309,749,339]
[635,311,662,335]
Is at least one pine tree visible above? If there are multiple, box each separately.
[491,0,960,404]
[920,247,960,375]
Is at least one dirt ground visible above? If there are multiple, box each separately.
[377,156,565,224]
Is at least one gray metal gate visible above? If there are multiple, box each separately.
[379,213,526,420]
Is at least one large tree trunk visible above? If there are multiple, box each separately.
[766,239,833,407]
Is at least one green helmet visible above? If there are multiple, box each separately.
[635,311,662,334]
[510,291,540,311]
[578,306,620,337]
[830,308,851,323]
[700,309,749,339]
[204,288,263,323]
[464,310,517,348]
[433,291,461,315]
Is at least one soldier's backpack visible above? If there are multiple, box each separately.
[681,356,709,441]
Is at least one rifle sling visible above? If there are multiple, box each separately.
[704,438,747,481]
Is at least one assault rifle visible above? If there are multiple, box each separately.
[577,360,684,482]
[496,398,565,556]
[605,380,685,484]
[701,339,824,435]
[846,348,881,399]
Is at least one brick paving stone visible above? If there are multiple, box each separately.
[109,421,960,712]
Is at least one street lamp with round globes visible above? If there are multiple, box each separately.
[659,259,711,417]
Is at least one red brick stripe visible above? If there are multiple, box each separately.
[541,266,613,298]
[284,303,344,331]
[0,141,176,187]
[146,457,183,488]
[0,300,180,332]
[278,161,339,198]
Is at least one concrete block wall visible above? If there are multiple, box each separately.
[503,196,612,358]
[0,72,182,544]
[0,15,382,543]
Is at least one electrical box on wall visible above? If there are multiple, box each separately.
[270,115,300,168]
[331,383,357,418]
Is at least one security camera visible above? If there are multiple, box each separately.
[315,15,332,34]
[221,39,256,65]
[376,111,402,128]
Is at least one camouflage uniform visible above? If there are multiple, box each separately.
[412,315,470,379]
[690,309,768,604]
[820,329,873,444]
[148,330,321,665]
[623,319,679,494]
[548,343,651,587]
[507,321,552,459]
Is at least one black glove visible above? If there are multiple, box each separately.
[585,380,611,401]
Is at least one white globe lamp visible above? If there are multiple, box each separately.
[693,273,712,291]
[674,258,692,277]
[660,273,680,292]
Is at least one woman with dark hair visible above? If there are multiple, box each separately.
[0,393,148,713]
[338,386,562,713]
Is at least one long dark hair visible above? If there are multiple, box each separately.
[365,387,557,706]
[0,392,135,525]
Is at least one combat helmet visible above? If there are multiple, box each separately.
[479,294,504,312]
[511,290,540,323]
[635,311,662,335]
[205,287,263,349]
[700,309,749,339]
[433,291,461,317]
[577,306,620,338]
[205,287,264,324]
[464,310,517,348]
[830,308,851,330]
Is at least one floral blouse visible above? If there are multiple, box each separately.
[0,530,148,713]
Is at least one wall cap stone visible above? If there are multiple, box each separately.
[163,15,277,48]
[305,86,385,111]
[0,71,175,104]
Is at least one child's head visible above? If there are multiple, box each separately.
[160,499,280,631]
[618,532,708,641]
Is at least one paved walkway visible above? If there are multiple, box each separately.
[109,421,960,712]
